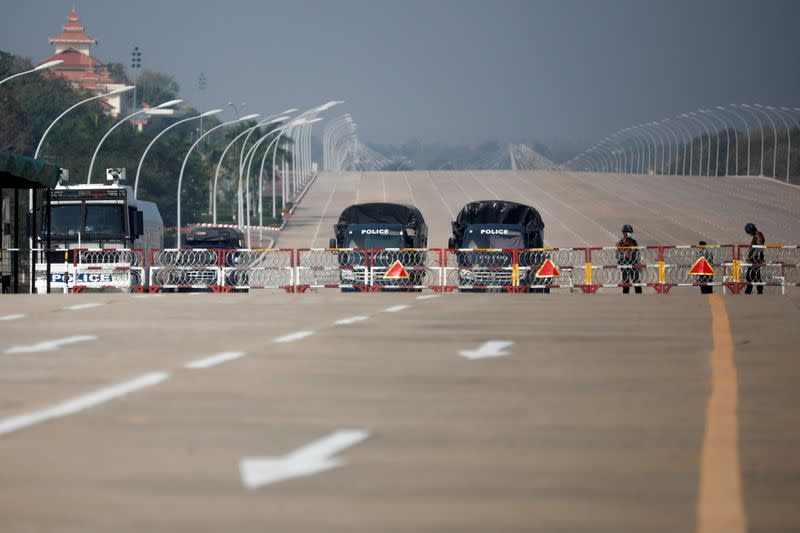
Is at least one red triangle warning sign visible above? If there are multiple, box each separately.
[535,258,561,278]
[688,256,715,276]
[383,260,410,280]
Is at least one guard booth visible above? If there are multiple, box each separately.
[0,151,62,293]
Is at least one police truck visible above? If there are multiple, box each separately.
[330,203,429,290]
[449,200,546,291]
[35,169,163,292]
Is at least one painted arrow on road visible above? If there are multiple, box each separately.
[459,340,515,360]
[239,429,369,489]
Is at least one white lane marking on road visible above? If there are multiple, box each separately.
[416,294,439,300]
[4,335,97,354]
[65,303,105,311]
[185,351,247,369]
[0,314,26,321]
[133,294,163,299]
[240,429,370,489]
[0,372,169,437]
[273,331,315,343]
[384,305,410,313]
[459,340,515,360]
[335,316,369,325]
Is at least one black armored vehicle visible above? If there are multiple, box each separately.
[449,200,547,291]
[330,203,428,290]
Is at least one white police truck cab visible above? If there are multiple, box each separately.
[35,171,163,292]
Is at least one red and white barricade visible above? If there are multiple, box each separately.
[295,248,370,292]
[72,248,145,293]
[220,248,294,292]
[149,249,221,292]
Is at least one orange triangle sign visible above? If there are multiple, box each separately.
[535,258,561,278]
[383,260,410,280]
[688,256,715,276]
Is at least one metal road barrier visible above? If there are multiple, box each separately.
[443,248,516,291]
[221,249,294,292]
[442,248,581,292]
[368,248,443,291]
[150,249,221,291]
[729,245,800,294]
[662,245,734,292]
[583,246,660,293]
[295,248,370,291]
[5,244,799,294]
[73,249,146,293]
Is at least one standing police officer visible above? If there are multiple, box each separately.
[744,223,765,294]
[616,224,642,294]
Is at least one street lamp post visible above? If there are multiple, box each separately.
[750,104,780,178]
[736,105,766,176]
[765,106,793,182]
[0,60,63,86]
[211,122,261,225]
[669,116,694,176]
[721,106,752,175]
[35,86,135,158]
[648,122,670,174]
[659,120,682,175]
[238,117,291,235]
[684,113,711,176]
[710,108,738,176]
[134,108,223,197]
[87,98,182,183]
[176,113,260,247]
[699,110,725,176]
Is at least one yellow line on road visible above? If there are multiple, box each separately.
[698,294,746,533]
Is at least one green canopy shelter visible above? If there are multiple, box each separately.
[1,150,62,293]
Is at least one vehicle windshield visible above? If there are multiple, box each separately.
[345,225,405,249]
[463,225,525,249]
[84,205,125,237]
[46,204,125,238]
[49,205,82,237]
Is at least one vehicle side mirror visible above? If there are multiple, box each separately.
[448,237,456,249]
[329,238,337,249]
[129,207,144,240]
[137,211,144,237]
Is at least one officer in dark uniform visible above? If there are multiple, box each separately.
[616,224,642,294]
[697,241,714,294]
[744,222,765,294]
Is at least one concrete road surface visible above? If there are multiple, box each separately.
[1,171,799,532]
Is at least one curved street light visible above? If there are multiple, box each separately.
[684,113,712,176]
[699,110,725,176]
[719,106,751,176]
[0,59,63,86]
[87,98,182,183]
[176,113,260,247]
[758,105,790,181]
[735,105,766,176]
[134,108,223,197]
[750,104,780,178]
[210,120,262,224]
[35,85,135,159]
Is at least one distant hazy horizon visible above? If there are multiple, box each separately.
[1,0,798,147]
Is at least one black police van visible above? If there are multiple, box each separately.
[449,200,547,291]
[330,203,428,290]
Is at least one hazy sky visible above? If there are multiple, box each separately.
[1,0,798,146]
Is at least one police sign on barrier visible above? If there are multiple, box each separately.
[73,249,145,292]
